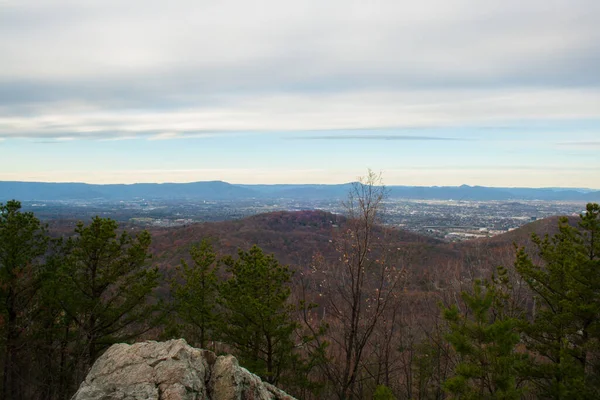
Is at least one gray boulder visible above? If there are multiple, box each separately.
[71,339,296,400]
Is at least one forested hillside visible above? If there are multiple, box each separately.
[1,180,599,399]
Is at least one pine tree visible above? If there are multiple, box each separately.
[373,384,396,400]
[0,200,48,400]
[55,217,161,370]
[170,238,218,348]
[516,203,600,399]
[217,245,298,385]
[442,275,526,400]
[34,249,79,400]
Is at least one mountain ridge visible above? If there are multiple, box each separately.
[1,180,599,202]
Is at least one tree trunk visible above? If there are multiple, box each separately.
[3,288,19,400]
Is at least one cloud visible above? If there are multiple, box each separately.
[0,0,598,141]
[147,132,180,141]
[2,0,598,88]
[1,89,599,141]
[557,141,600,148]
[32,137,75,144]
[387,165,599,171]
[288,134,467,141]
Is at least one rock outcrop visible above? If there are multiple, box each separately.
[71,339,296,400]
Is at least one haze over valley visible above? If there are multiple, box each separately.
[3,179,596,241]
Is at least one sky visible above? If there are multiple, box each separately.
[0,0,599,187]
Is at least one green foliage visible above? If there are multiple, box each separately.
[2,197,595,400]
[0,200,48,399]
[373,384,396,400]
[442,277,525,400]
[217,245,298,385]
[0,200,48,277]
[0,200,48,324]
[516,203,600,399]
[55,217,161,366]
[412,333,453,400]
[170,238,218,348]
[34,250,79,399]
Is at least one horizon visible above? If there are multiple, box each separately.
[1,179,598,191]
[1,1,599,187]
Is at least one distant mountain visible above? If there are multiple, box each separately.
[385,185,516,200]
[1,181,599,202]
[383,185,600,201]
[239,183,354,200]
[0,180,257,201]
[0,182,105,201]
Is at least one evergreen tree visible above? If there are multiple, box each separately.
[0,200,48,400]
[516,203,600,399]
[34,249,79,400]
[170,238,218,348]
[217,245,298,385]
[55,217,161,370]
[442,275,525,400]
[373,384,396,400]
[412,330,454,400]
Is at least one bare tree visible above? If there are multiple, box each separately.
[309,171,407,399]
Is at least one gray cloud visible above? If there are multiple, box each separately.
[0,0,599,139]
[3,0,599,91]
[1,89,600,140]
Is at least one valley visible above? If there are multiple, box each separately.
[34,196,586,241]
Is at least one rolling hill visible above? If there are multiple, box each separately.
[45,210,583,289]
[144,210,457,275]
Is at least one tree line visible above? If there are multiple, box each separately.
[1,174,599,399]
[0,198,320,400]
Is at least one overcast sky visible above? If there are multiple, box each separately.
[1,0,599,187]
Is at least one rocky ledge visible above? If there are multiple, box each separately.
[71,339,296,400]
